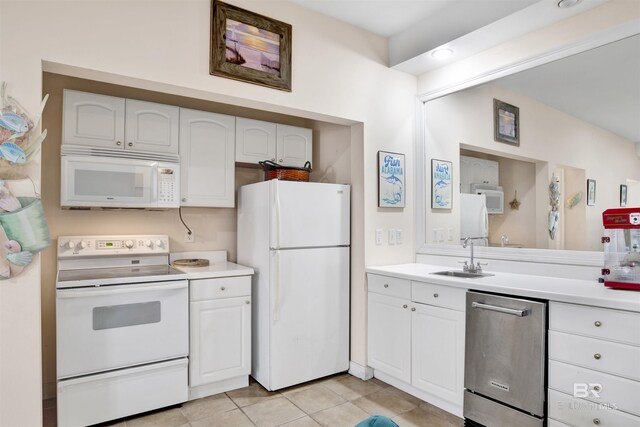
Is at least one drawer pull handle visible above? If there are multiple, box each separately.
[246,300,250,304]
[221,286,226,291]
[593,419,600,425]
[433,293,439,298]
[403,304,408,309]
[593,385,601,392]
[594,353,602,360]
[384,284,389,288]
[594,321,602,327]
[411,307,416,312]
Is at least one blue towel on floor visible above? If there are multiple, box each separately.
[355,415,400,427]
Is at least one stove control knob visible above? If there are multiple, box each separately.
[78,241,88,249]
[144,240,153,248]
[125,240,135,249]
[155,240,164,248]
[64,240,76,249]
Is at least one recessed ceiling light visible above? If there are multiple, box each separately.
[431,48,453,60]
[557,0,582,8]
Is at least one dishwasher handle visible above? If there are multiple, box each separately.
[472,301,528,317]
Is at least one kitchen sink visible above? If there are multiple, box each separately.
[430,270,494,279]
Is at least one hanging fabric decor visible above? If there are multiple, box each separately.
[548,173,560,240]
[0,82,51,279]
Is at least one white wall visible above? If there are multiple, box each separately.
[424,81,640,251]
[1,0,417,422]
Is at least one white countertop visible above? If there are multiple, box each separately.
[170,251,254,280]
[366,263,640,312]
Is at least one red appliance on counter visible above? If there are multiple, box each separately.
[602,208,640,290]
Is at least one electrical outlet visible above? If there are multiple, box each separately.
[396,229,403,245]
[184,229,195,243]
[388,229,396,245]
[375,229,383,245]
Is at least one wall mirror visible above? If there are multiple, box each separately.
[422,32,640,254]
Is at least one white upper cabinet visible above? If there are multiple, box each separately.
[235,118,277,164]
[125,99,179,154]
[236,118,312,167]
[460,155,499,193]
[63,90,179,155]
[63,90,125,150]
[276,124,312,168]
[179,109,235,208]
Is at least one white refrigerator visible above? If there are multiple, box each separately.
[237,180,350,391]
[460,193,489,245]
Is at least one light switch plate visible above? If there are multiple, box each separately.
[388,229,396,245]
[396,229,403,244]
[375,229,383,245]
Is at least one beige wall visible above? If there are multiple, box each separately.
[425,81,640,251]
[2,1,416,421]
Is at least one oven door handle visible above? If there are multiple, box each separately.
[56,281,187,299]
[471,301,528,317]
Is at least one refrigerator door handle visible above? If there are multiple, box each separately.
[273,181,281,249]
[273,250,281,322]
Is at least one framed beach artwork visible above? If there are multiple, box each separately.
[587,179,596,206]
[431,159,452,209]
[494,99,519,146]
[210,1,292,91]
[378,151,405,208]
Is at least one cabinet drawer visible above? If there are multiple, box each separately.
[411,281,465,311]
[548,389,640,427]
[548,420,572,427]
[549,331,640,381]
[190,276,251,301]
[367,274,410,299]
[550,302,640,346]
[549,360,640,416]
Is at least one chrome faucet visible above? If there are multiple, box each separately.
[461,237,488,273]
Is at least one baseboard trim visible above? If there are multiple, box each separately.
[348,361,374,380]
[188,376,248,401]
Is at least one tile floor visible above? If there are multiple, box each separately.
[43,374,464,427]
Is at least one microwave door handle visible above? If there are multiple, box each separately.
[56,281,187,299]
[151,165,159,202]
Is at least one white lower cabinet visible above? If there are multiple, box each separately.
[548,302,640,426]
[189,276,251,399]
[367,274,466,417]
[368,291,411,383]
[411,303,465,405]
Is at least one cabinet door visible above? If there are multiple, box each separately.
[276,124,312,168]
[179,109,235,207]
[125,99,179,154]
[63,90,125,150]
[412,303,465,406]
[480,159,499,186]
[235,118,276,164]
[190,297,251,387]
[368,292,411,383]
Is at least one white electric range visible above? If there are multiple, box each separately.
[56,235,188,427]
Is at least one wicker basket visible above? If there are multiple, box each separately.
[259,160,312,182]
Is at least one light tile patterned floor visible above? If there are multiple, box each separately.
[43,374,464,427]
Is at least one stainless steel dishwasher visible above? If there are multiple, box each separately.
[464,291,547,427]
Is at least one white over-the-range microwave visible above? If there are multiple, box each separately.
[60,145,180,209]
[470,183,504,214]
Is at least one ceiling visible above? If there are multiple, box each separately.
[290,0,640,143]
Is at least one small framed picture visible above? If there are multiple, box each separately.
[378,151,405,208]
[587,179,596,206]
[620,184,628,207]
[494,99,519,146]
[210,1,292,91]
[431,159,452,209]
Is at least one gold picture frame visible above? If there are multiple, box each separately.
[210,1,292,91]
